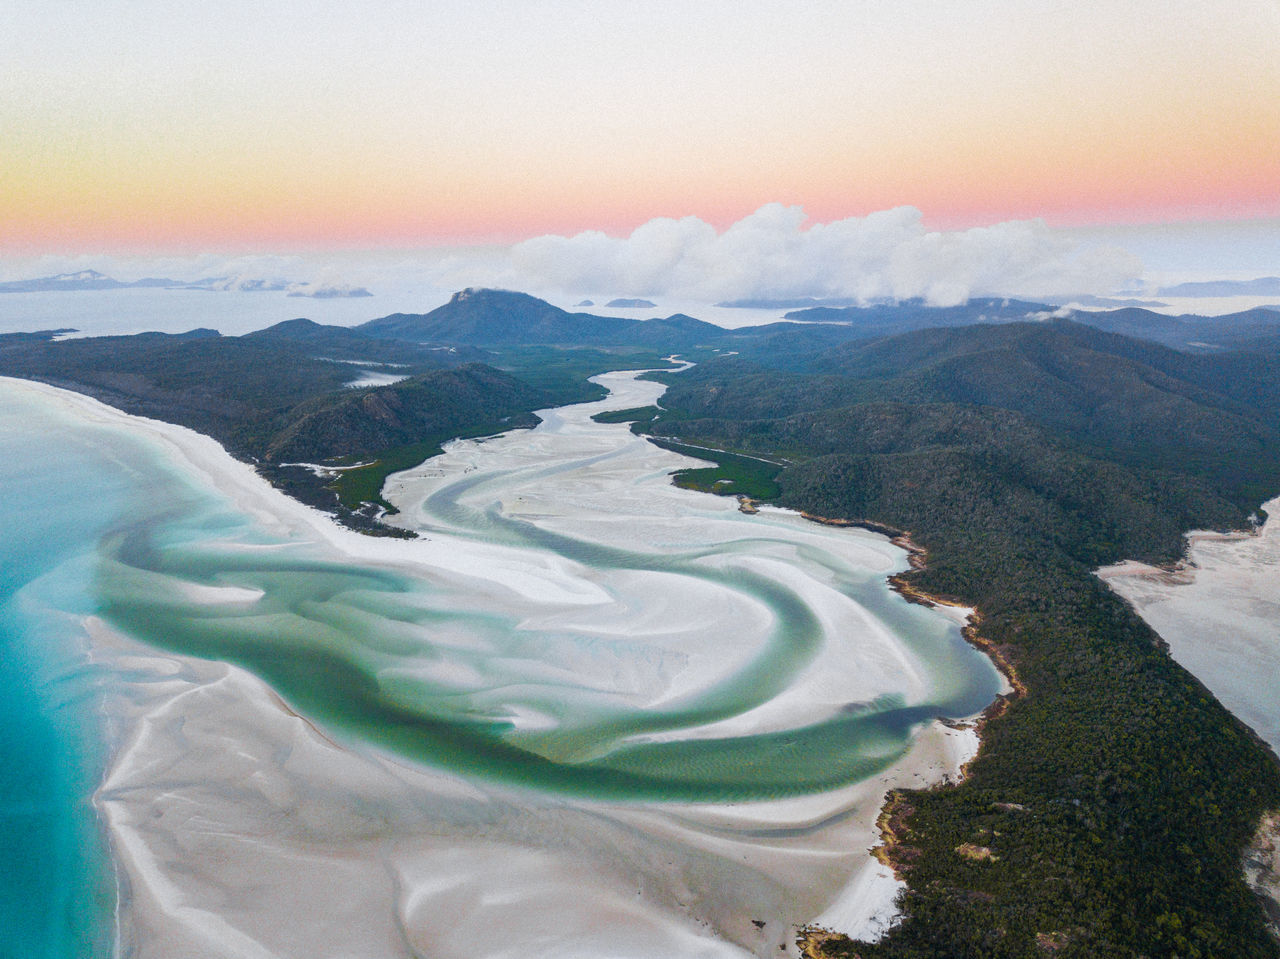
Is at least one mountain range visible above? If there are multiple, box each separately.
[0,270,371,298]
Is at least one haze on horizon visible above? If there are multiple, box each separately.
[4,0,1279,259]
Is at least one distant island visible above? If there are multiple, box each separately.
[286,285,373,298]
[0,270,371,298]
[715,295,860,309]
[0,270,188,293]
[1158,276,1280,297]
[605,297,657,308]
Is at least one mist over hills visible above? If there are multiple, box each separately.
[1157,276,1280,297]
[783,298,1280,353]
[6,287,1276,497]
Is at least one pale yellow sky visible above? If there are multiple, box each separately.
[3,0,1278,251]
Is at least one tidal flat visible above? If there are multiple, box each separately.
[1099,501,1280,758]
[2,370,1000,957]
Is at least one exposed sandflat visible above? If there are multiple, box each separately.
[3,374,994,958]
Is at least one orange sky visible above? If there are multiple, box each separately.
[3,0,1278,253]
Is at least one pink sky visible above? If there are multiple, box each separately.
[3,0,1278,253]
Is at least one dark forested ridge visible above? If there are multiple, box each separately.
[644,321,1280,957]
[0,315,684,529]
[783,299,1280,353]
[3,292,1280,953]
[358,287,730,348]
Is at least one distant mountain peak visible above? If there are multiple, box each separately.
[358,288,726,348]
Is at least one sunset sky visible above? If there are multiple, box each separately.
[3,0,1279,255]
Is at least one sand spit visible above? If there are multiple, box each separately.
[1100,498,1280,942]
[4,374,997,957]
[1098,498,1280,756]
[92,597,978,958]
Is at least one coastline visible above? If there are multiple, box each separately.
[1098,496,1280,937]
[1096,499,1280,755]
[1245,811,1280,941]
[8,373,1001,958]
[786,511,1022,956]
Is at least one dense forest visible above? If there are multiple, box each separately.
[0,320,674,528]
[641,320,1280,957]
[4,291,1279,955]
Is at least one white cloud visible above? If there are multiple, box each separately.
[476,204,1144,305]
[0,205,1145,308]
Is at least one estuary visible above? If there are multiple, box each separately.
[1,369,1001,958]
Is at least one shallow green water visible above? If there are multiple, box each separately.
[89,396,998,803]
[1,374,1000,954]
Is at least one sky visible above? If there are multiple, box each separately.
[2,1,1278,300]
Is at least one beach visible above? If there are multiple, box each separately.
[3,373,999,957]
[1098,500,1280,756]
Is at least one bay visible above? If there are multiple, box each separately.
[1,368,1001,956]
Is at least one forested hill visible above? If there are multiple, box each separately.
[0,315,692,529]
[0,323,618,531]
[359,287,729,347]
[3,289,1280,949]
[784,299,1280,353]
[643,321,1280,957]
[358,287,1280,361]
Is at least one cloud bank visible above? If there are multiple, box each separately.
[2,206,1145,308]
[491,205,1142,306]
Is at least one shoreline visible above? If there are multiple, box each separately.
[1098,496,1280,935]
[8,373,1001,958]
[784,511,1022,955]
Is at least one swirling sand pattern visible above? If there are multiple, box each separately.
[1,371,1000,958]
[92,371,996,802]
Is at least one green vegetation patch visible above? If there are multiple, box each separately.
[646,438,783,500]
[647,321,1280,958]
[590,405,661,425]
[489,346,682,406]
[329,420,533,513]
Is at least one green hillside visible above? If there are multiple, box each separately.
[643,322,1280,958]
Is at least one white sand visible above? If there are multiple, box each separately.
[4,375,993,958]
[1098,498,1280,755]
[1244,812,1280,940]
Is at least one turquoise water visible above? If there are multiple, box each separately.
[0,376,1001,953]
[0,389,160,958]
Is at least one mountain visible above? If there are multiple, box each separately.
[243,317,487,366]
[1158,277,1280,297]
[263,365,544,462]
[358,288,730,348]
[779,297,1280,354]
[782,297,1058,334]
[1064,306,1280,351]
[0,319,493,457]
[0,270,186,293]
[286,285,373,298]
[0,271,372,299]
[715,296,859,309]
[1048,294,1168,308]
[811,320,1280,480]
